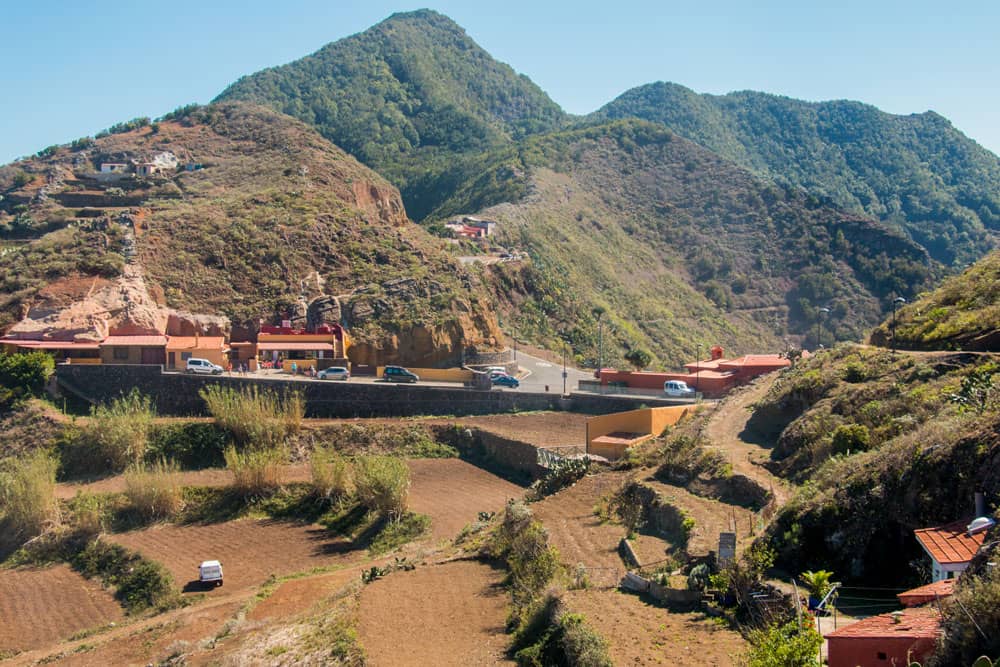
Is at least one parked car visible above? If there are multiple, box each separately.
[199,560,223,587]
[318,366,350,381]
[485,366,508,375]
[488,369,509,379]
[383,365,419,383]
[186,358,223,375]
[663,380,696,397]
[492,374,520,388]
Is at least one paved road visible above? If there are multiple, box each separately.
[514,350,592,393]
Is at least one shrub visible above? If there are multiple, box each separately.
[745,617,822,667]
[200,385,303,449]
[0,449,60,541]
[80,390,155,471]
[687,563,710,591]
[798,569,834,600]
[932,564,1000,665]
[489,501,560,611]
[310,447,351,500]
[354,455,409,521]
[0,351,54,407]
[529,457,589,500]
[224,445,284,499]
[148,423,228,468]
[513,596,612,667]
[624,348,652,371]
[71,539,176,613]
[123,459,183,521]
[830,423,870,455]
[368,512,431,554]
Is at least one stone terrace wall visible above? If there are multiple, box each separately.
[57,365,665,419]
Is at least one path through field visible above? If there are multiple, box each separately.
[702,374,792,505]
[0,565,123,653]
[358,559,513,666]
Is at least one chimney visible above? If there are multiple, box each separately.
[975,492,986,518]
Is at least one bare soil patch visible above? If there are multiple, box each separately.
[358,559,513,666]
[407,458,525,539]
[0,565,122,653]
[454,412,589,448]
[565,589,747,666]
[642,477,756,557]
[532,472,627,570]
[109,518,361,594]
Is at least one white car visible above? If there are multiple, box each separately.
[186,358,223,375]
[664,380,697,397]
[199,560,223,587]
[318,366,350,381]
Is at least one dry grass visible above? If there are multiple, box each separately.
[310,446,351,501]
[353,455,409,521]
[200,385,304,449]
[82,389,155,471]
[224,445,284,498]
[0,449,60,542]
[123,459,184,521]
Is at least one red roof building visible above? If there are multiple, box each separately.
[825,607,942,667]
[914,519,986,582]
[896,579,956,608]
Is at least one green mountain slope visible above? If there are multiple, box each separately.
[595,82,1000,265]
[216,9,568,220]
[870,249,1000,351]
[0,103,500,365]
[434,121,936,367]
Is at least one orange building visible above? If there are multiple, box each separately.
[166,335,228,370]
[0,338,102,364]
[255,323,350,372]
[825,607,941,667]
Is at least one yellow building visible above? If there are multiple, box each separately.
[166,335,228,370]
[586,406,697,460]
[256,324,350,372]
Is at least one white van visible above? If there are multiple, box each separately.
[186,358,223,375]
[199,560,223,587]
[664,380,696,397]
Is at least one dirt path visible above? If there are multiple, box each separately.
[0,565,123,654]
[357,559,513,666]
[564,589,747,666]
[702,374,793,506]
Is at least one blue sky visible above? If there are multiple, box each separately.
[2,1,998,163]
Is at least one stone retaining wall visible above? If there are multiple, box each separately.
[56,364,664,419]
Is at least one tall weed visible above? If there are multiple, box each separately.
[310,446,351,501]
[81,389,155,471]
[200,385,303,449]
[123,459,183,521]
[0,449,60,541]
[354,456,409,521]
[224,445,284,498]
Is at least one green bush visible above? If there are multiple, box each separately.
[147,422,228,468]
[513,597,612,667]
[488,501,560,611]
[200,385,303,449]
[368,512,431,554]
[932,564,1000,666]
[71,539,175,613]
[830,423,870,455]
[0,449,60,542]
[0,351,54,407]
[746,618,822,667]
[354,455,409,521]
[529,457,589,500]
[78,390,155,472]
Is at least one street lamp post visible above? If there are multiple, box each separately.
[562,340,568,396]
[695,343,702,391]
[891,296,906,356]
[597,314,604,378]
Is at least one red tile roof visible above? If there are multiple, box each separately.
[718,355,791,369]
[100,335,168,347]
[2,340,100,350]
[897,579,956,607]
[914,519,986,565]
[825,607,942,639]
[256,342,335,351]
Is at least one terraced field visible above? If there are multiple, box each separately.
[0,565,122,654]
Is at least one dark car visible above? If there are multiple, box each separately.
[491,373,520,388]
[383,365,419,383]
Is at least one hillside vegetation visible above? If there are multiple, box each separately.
[746,345,1000,584]
[455,121,935,366]
[596,82,1000,265]
[0,103,499,364]
[217,9,568,220]
[870,249,1000,351]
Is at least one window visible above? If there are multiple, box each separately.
[877,652,888,660]
[113,347,129,360]
[181,352,193,361]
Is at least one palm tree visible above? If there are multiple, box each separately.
[799,569,834,602]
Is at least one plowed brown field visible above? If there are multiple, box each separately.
[109,519,362,594]
[407,458,524,539]
[0,565,122,653]
[358,559,513,666]
[565,589,746,666]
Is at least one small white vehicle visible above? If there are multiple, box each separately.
[199,560,223,587]
[485,366,507,376]
[664,380,697,397]
[186,358,224,375]
[318,366,350,381]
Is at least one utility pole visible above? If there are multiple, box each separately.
[816,307,830,351]
[562,339,568,396]
[695,343,702,391]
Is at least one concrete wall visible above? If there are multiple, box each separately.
[827,636,936,667]
[586,406,695,455]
